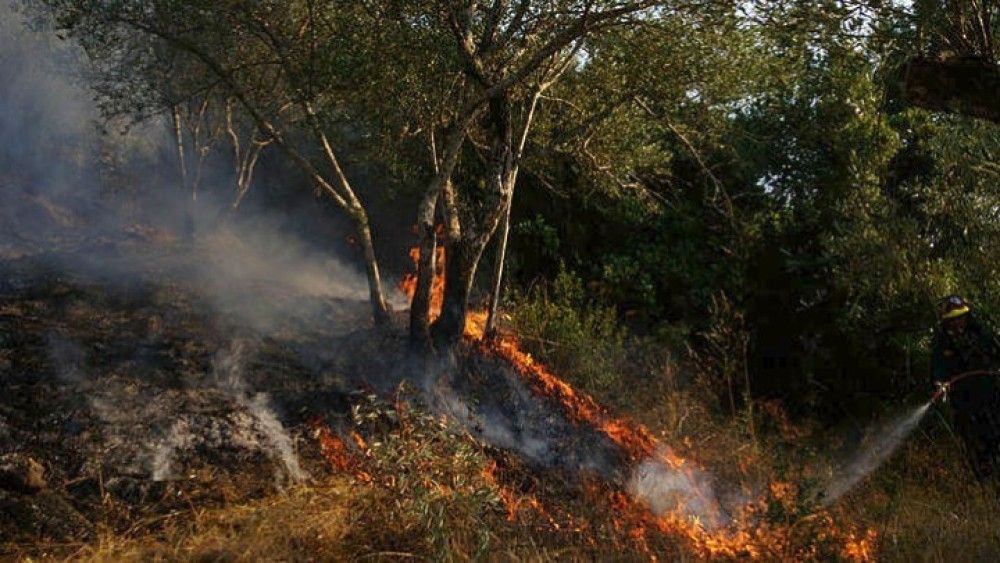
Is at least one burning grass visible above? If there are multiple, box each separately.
[2,240,998,560]
[395,242,879,560]
[472,327,878,559]
[299,388,881,560]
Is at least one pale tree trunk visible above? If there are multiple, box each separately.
[302,102,391,324]
[351,208,391,325]
[243,19,391,323]
[115,24,391,325]
[410,115,478,350]
[302,163,390,325]
[230,142,265,211]
[432,95,514,345]
[172,99,215,240]
[171,104,194,241]
[301,161,390,325]
[187,98,211,204]
[186,99,211,239]
[171,104,188,192]
[484,88,543,336]
[485,197,512,336]
[225,99,270,216]
[260,135,391,324]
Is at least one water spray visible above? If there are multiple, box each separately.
[820,369,1000,504]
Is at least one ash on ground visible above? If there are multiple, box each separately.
[0,251,363,545]
[0,246,640,548]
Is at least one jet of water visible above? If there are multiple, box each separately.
[821,401,931,504]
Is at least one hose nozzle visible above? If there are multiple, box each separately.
[933,381,951,404]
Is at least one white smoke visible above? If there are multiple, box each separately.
[628,450,726,528]
[211,339,309,485]
[151,419,193,481]
[1,3,375,337]
[188,224,370,335]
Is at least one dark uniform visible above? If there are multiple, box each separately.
[932,301,1000,480]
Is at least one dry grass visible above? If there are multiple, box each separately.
[836,423,1000,562]
[13,389,1000,562]
[504,288,1000,560]
[6,296,999,562]
[32,480,355,562]
[17,392,689,562]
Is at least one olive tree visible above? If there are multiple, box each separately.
[43,0,393,322]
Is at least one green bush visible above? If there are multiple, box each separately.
[346,389,503,558]
[507,269,633,398]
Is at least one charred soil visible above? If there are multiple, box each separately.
[0,249,881,561]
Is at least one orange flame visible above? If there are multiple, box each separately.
[308,418,372,483]
[399,225,446,320]
[481,459,556,525]
[398,241,877,560]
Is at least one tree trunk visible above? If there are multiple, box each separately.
[485,89,541,336]
[901,56,1000,123]
[432,237,485,345]
[484,197,512,336]
[350,207,391,325]
[224,99,267,216]
[110,29,392,325]
[409,119,475,349]
[171,104,188,192]
[409,190,440,348]
[171,105,194,241]
[431,96,514,346]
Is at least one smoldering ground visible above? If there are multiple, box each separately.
[0,3,903,550]
[0,10,746,542]
[0,1,374,505]
[1,1,643,499]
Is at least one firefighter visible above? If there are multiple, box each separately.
[932,295,1000,480]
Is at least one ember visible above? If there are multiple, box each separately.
[308,418,372,482]
[481,459,557,526]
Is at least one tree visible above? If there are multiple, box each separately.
[897,0,1000,122]
[390,1,679,348]
[43,0,393,322]
[223,97,272,214]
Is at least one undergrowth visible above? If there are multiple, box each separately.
[12,270,1000,561]
[506,269,1000,561]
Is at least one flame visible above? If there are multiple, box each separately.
[481,459,557,526]
[396,241,877,560]
[308,418,372,483]
[399,225,446,319]
[480,328,877,559]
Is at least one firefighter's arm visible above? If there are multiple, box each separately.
[931,334,952,385]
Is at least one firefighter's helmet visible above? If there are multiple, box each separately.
[939,295,971,320]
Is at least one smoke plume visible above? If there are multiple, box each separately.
[212,339,308,484]
[628,453,726,527]
[4,3,363,487]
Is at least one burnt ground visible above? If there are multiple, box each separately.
[0,252,357,547]
[0,246,629,552]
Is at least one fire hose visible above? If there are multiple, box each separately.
[931,370,1000,404]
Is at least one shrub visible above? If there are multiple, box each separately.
[507,269,630,397]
